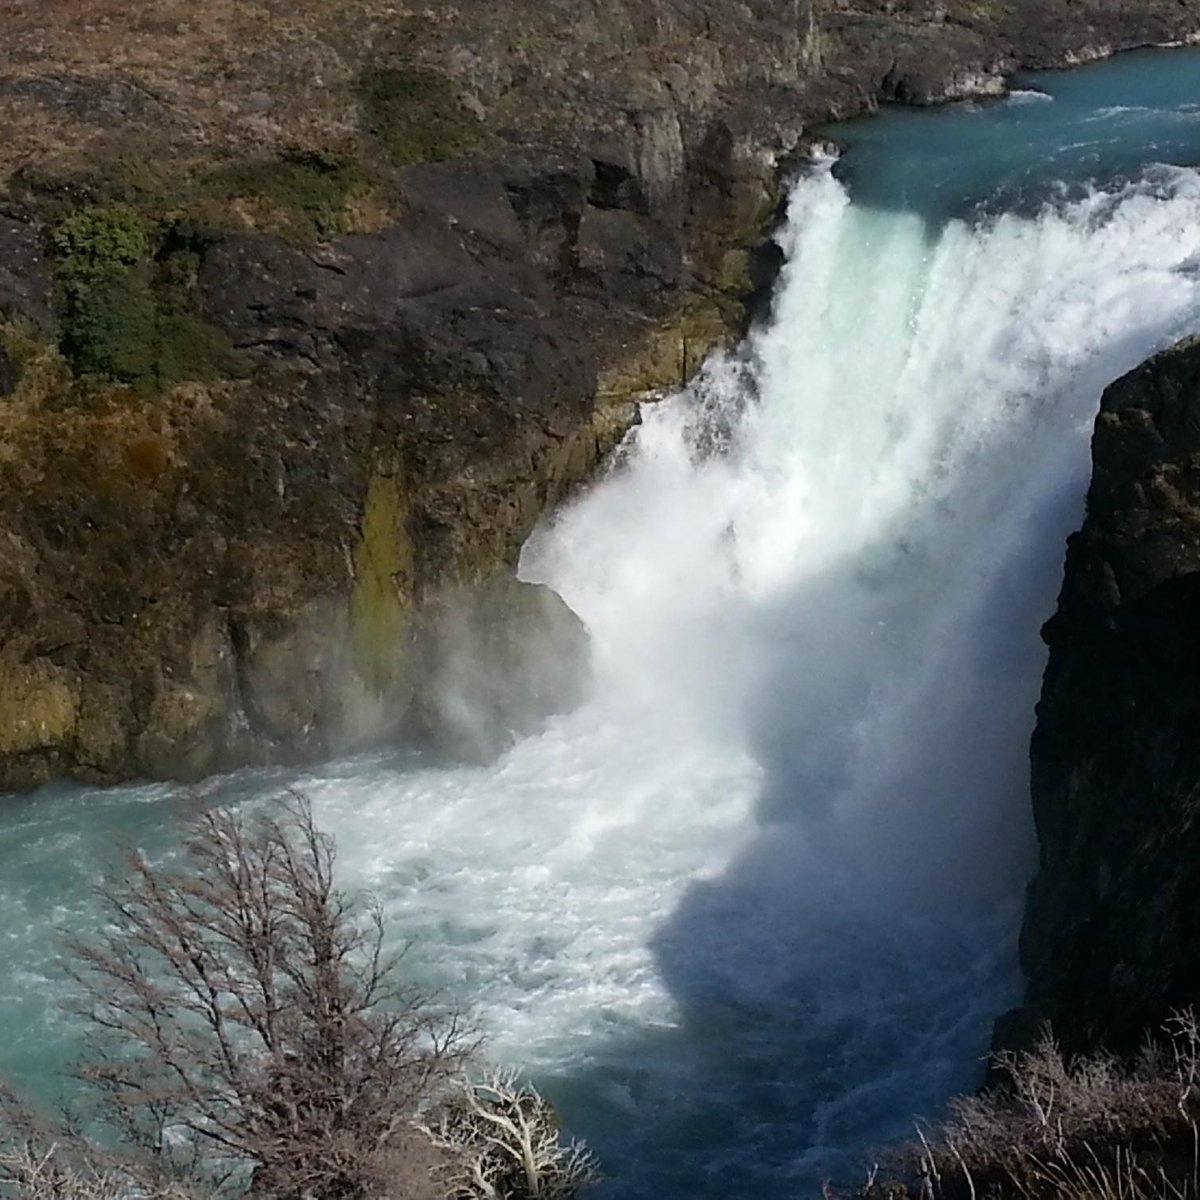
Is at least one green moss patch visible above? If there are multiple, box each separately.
[201,150,366,243]
[50,207,249,394]
[354,66,490,167]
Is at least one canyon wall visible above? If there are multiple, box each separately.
[1,0,1198,788]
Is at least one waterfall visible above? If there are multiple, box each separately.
[453,157,1200,1193]
[6,54,1200,1200]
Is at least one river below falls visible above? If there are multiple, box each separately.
[6,44,1200,1200]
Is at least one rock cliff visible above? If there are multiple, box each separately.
[2,0,1199,788]
[1013,336,1200,1056]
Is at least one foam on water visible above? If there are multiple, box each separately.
[6,49,1200,1200]
[1006,88,1054,104]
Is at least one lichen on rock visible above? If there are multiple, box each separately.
[350,466,415,702]
[0,660,78,758]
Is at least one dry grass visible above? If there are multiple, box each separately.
[0,0,438,194]
[0,1144,195,1200]
[0,0,953,198]
[902,1015,1200,1200]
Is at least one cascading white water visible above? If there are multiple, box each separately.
[288,158,1200,1194]
[6,56,1200,1200]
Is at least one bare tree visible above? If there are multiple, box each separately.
[422,1069,598,1199]
[0,1141,197,1200]
[62,794,474,1199]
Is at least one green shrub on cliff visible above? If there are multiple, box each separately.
[51,206,150,283]
[49,207,248,392]
[57,271,160,384]
[355,65,490,166]
[52,207,158,384]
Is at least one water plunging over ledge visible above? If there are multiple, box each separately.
[5,45,1200,1200]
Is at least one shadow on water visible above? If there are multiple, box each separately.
[540,450,1064,1198]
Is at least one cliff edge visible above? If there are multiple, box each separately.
[1013,336,1200,1056]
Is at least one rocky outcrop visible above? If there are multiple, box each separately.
[0,183,618,785]
[1011,337,1200,1056]
[404,580,592,763]
[2,1,1200,789]
[821,0,1200,108]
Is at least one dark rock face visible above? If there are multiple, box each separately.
[0,240,608,785]
[0,217,52,329]
[1014,337,1200,1056]
[405,580,592,763]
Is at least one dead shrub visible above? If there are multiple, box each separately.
[421,1069,598,1200]
[905,1014,1200,1200]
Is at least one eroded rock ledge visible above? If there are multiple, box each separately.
[1,0,1199,789]
[1009,336,1200,1056]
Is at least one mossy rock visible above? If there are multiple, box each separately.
[351,468,415,697]
[10,130,199,224]
[355,66,490,167]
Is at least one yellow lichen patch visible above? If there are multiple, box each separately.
[0,660,78,754]
[350,467,414,696]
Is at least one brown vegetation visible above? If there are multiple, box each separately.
[0,0,411,178]
[898,1017,1200,1200]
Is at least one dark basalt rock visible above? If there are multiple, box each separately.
[1008,336,1200,1057]
[0,216,52,328]
[0,75,182,131]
